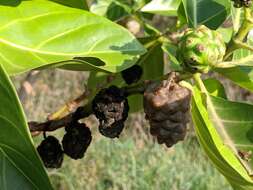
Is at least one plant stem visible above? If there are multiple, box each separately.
[47,90,89,120]
[193,73,208,93]
[224,8,253,60]
[29,103,92,134]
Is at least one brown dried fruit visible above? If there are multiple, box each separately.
[144,72,191,147]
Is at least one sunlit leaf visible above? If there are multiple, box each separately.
[141,0,181,16]
[0,0,145,75]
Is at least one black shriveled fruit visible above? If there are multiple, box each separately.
[62,122,92,160]
[92,85,129,138]
[121,65,143,85]
[143,72,191,148]
[231,0,252,7]
[37,136,63,168]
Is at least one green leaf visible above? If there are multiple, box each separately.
[191,87,253,190]
[50,0,89,10]
[182,0,230,29]
[215,67,253,92]
[203,78,227,99]
[217,27,233,43]
[233,30,253,61]
[208,95,253,176]
[90,0,132,21]
[0,63,53,189]
[141,0,182,16]
[0,0,145,75]
[216,55,253,68]
[162,42,182,71]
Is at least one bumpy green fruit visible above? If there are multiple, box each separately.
[177,25,226,73]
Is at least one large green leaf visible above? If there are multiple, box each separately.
[50,0,88,10]
[0,63,53,189]
[0,0,145,75]
[141,0,181,16]
[208,95,253,176]
[191,87,253,190]
[182,0,230,29]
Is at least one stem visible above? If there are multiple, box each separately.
[225,8,253,60]
[193,73,208,93]
[29,72,193,135]
[47,90,89,120]
[29,103,92,133]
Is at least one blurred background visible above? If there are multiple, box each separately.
[10,9,253,190]
[12,67,253,190]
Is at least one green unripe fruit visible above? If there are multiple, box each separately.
[177,25,226,73]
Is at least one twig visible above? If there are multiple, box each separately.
[224,8,253,60]
[29,104,92,134]
[28,72,193,135]
[47,88,90,120]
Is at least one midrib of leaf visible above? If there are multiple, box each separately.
[0,38,139,56]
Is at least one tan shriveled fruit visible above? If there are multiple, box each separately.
[144,72,191,147]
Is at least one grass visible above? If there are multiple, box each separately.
[13,69,232,190]
[48,132,232,190]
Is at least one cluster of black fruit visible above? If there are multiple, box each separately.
[37,121,92,168]
[37,65,142,168]
[232,0,252,7]
[143,72,191,148]
[37,66,191,168]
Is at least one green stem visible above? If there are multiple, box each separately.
[224,8,253,60]
[193,73,208,93]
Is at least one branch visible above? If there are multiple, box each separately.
[224,8,253,60]
[29,104,92,134]
[28,72,193,135]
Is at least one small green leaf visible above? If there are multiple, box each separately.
[90,0,132,21]
[162,42,182,71]
[215,67,253,92]
[233,30,253,61]
[216,55,253,68]
[182,0,230,29]
[0,63,53,189]
[141,0,181,16]
[0,0,145,75]
[203,78,227,99]
[217,27,233,43]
